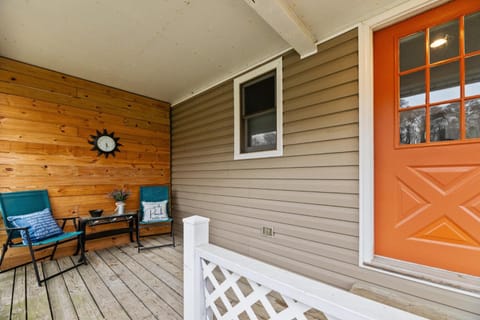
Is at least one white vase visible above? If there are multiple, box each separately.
[115,201,125,215]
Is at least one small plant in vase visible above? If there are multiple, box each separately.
[108,188,130,215]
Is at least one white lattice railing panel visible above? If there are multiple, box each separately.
[201,259,327,320]
[183,216,427,320]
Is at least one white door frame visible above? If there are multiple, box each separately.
[356,0,480,296]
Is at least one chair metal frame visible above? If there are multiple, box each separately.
[0,190,86,286]
[136,185,175,252]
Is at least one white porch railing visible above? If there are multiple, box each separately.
[183,216,427,320]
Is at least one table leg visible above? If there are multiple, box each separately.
[129,219,134,242]
[74,221,86,255]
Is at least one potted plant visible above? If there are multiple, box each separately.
[108,188,130,215]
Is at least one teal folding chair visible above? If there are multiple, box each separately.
[136,185,175,252]
[0,190,86,286]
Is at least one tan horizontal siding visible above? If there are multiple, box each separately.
[172,152,358,171]
[173,192,358,221]
[172,28,479,318]
[285,95,358,123]
[172,144,232,160]
[174,185,358,208]
[172,166,359,180]
[173,99,232,132]
[172,178,358,194]
[173,82,233,120]
[284,52,358,89]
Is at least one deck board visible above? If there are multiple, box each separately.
[57,257,104,320]
[11,266,26,320]
[99,249,181,320]
[119,243,183,296]
[26,264,51,320]
[0,236,183,320]
[0,269,14,319]
[43,260,79,320]
[76,258,130,320]
[108,247,183,318]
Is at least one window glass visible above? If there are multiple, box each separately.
[247,111,276,148]
[243,73,275,116]
[430,61,460,103]
[400,108,425,144]
[400,32,425,71]
[466,55,480,97]
[466,98,480,138]
[429,19,459,63]
[430,103,460,142]
[400,70,425,108]
[465,12,480,53]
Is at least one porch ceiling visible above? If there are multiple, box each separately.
[0,0,410,104]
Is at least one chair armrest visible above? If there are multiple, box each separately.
[0,226,29,232]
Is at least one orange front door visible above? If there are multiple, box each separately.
[374,0,480,276]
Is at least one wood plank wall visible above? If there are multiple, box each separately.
[171,29,479,319]
[0,57,171,267]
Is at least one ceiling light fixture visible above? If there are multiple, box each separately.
[430,36,448,48]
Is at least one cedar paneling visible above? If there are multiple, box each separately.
[0,57,170,267]
[171,28,480,317]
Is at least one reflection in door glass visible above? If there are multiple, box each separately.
[466,55,480,97]
[430,61,460,103]
[400,32,425,71]
[429,19,459,63]
[400,70,425,108]
[466,99,480,139]
[430,103,460,142]
[465,12,480,54]
[400,108,425,144]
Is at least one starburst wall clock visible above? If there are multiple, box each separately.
[88,129,122,158]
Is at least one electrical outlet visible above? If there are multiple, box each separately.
[262,226,274,237]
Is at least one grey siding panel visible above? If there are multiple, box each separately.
[172,28,480,318]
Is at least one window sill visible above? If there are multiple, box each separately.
[234,149,282,160]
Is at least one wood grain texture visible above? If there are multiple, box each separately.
[171,28,480,317]
[0,238,184,320]
[0,57,171,267]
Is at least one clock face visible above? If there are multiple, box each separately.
[97,135,116,152]
[88,129,122,158]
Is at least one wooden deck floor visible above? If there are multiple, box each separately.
[0,236,183,320]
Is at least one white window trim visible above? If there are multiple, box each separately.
[358,0,480,297]
[234,57,283,160]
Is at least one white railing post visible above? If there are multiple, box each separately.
[183,215,210,320]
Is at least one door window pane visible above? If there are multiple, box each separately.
[466,98,480,138]
[400,108,425,144]
[400,32,425,71]
[429,19,459,63]
[466,55,480,97]
[430,61,460,103]
[430,103,460,142]
[400,70,425,108]
[465,12,480,54]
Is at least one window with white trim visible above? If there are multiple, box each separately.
[234,58,283,160]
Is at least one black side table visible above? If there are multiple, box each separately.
[74,212,137,254]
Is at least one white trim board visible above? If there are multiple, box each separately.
[357,0,479,297]
[241,0,317,59]
[233,57,283,160]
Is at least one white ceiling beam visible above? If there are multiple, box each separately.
[242,0,317,59]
